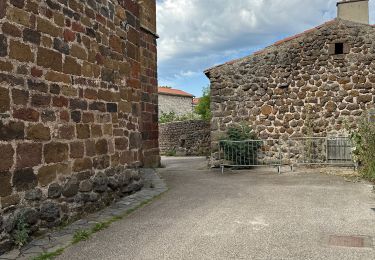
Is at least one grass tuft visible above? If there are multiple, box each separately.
[32,248,65,260]
[72,230,91,244]
[91,222,110,233]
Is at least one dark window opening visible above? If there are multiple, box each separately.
[335,43,344,55]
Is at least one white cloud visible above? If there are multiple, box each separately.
[157,0,375,91]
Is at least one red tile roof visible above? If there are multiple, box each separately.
[205,20,339,73]
[158,87,194,98]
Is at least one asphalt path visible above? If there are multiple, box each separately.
[58,157,375,260]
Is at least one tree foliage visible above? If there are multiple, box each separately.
[195,87,211,121]
[348,114,375,182]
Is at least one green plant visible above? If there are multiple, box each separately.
[159,111,177,123]
[347,114,375,181]
[32,248,65,260]
[177,112,201,121]
[219,124,260,165]
[195,87,211,121]
[91,222,110,233]
[13,216,29,248]
[159,112,200,123]
[165,149,176,156]
[72,230,91,244]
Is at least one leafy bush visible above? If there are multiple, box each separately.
[348,115,375,181]
[194,87,211,121]
[159,112,177,123]
[219,124,260,166]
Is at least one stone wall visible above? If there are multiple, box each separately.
[206,19,375,148]
[159,120,210,156]
[0,0,159,253]
[158,94,193,117]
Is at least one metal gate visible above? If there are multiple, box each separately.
[218,139,283,173]
[288,137,354,167]
[327,137,353,164]
[218,136,355,173]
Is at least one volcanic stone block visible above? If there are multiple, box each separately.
[48,183,62,199]
[53,38,70,55]
[0,144,13,172]
[62,177,79,197]
[1,194,20,209]
[0,172,12,197]
[0,87,10,113]
[129,132,141,149]
[79,180,93,192]
[95,139,108,155]
[12,89,29,105]
[0,121,24,141]
[23,28,41,45]
[73,158,92,172]
[13,108,40,122]
[44,142,69,163]
[37,164,70,187]
[93,172,108,193]
[37,17,62,37]
[16,143,42,169]
[40,202,60,222]
[9,40,34,62]
[70,142,84,158]
[77,124,90,139]
[27,124,51,141]
[25,188,43,201]
[12,168,37,191]
[93,155,110,169]
[37,47,62,71]
[63,56,81,75]
[0,34,7,57]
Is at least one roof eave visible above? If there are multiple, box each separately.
[158,92,194,98]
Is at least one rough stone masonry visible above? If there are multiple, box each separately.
[159,120,210,156]
[0,0,159,253]
[205,19,375,149]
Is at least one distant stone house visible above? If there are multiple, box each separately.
[158,87,194,116]
[192,98,200,109]
[205,0,375,148]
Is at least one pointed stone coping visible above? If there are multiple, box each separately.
[0,169,167,260]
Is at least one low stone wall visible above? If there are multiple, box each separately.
[0,166,143,254]
[159,120,210,156]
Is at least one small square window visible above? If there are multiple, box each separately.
[335,43,344,55]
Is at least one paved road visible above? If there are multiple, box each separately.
[58,157,375,260]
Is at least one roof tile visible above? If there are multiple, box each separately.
[158,87,194,97]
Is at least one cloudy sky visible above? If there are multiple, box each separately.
[156,0,375,97]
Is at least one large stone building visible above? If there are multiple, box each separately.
[0,0,159,252]
[158,87,194,116]
[205,0,375,147]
